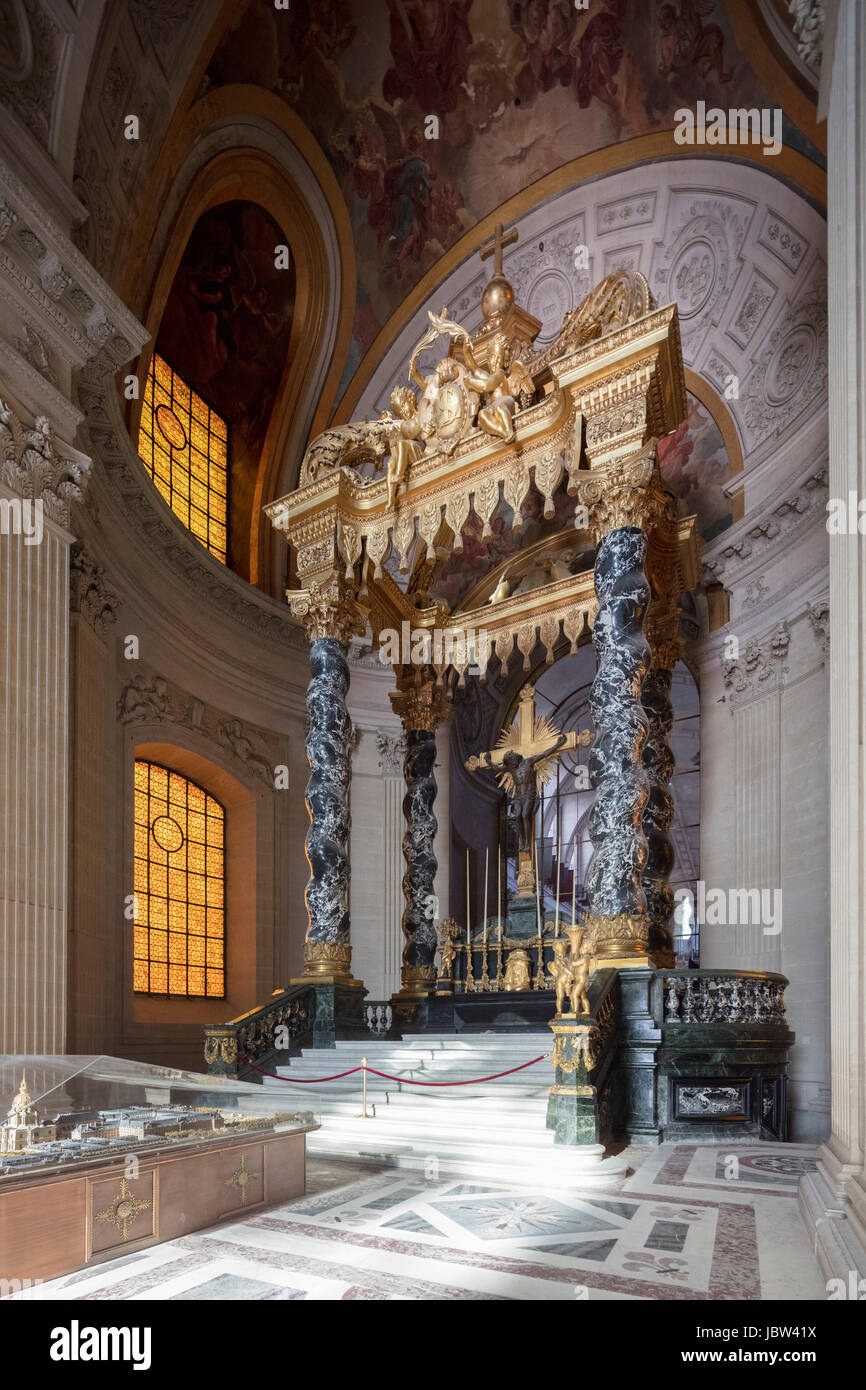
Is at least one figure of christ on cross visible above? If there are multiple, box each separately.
[465,685,593,881]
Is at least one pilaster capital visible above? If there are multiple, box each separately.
[389,679,452,733]
[0,399,90,527]
[375,731,407,777]
[286,577,365,645]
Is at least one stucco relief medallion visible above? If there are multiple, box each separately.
[765,326,816,405]
[526,269,574,344]
[671,238,718,317]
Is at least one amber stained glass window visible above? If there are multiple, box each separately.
[137,353,228,563]
[133,761,225,998]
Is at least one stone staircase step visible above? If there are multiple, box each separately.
[254,1029,624,1188]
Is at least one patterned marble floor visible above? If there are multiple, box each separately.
[23,1146,825,1301]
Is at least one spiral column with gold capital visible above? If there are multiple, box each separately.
[580,444,664,964]
[389,678,451,1016]
[287,579,365,991]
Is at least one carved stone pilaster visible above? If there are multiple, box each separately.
[806,597,829,657]
[722,622,791,707]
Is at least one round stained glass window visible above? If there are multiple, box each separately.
[155,404,187,449]
[152,815,184,853]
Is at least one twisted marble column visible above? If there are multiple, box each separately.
[303,635,353,976]
[642,658,676,963]
[585,526,652,957]
[401,729,439,986]
[390,681,450,998]
[641,596,682,963]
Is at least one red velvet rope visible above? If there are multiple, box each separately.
[239,1054,548,1086]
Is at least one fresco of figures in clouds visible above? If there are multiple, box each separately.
[659,391,733,542]
[202,0,785,376]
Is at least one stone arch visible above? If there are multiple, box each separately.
[123,92,355,594]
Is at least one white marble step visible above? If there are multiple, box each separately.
[304,1125,626,1189]
[260,1030,625,1188]
[267,1035,552,1099]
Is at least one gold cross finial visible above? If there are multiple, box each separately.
[480,222,518,278]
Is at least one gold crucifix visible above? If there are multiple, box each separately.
[465,685,592,896]
[480,221,518,278]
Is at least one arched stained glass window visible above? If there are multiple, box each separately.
[133,761,226,998]
[137,353,229,564]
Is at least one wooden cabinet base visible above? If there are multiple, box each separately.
[0,1125,315,1286]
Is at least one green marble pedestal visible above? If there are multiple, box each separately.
[546,1016,600,1145]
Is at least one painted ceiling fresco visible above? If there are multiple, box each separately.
[203,0,791,394]
[156,200,296,454]
[658,390,733,541]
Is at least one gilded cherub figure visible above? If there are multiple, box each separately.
[383,384,424,509]
[463,332,517,442]
[548,929,593,1016]
[437,917,462,982]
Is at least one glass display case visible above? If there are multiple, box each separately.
[0,1054,318,1179]
[0,1056,319,1285]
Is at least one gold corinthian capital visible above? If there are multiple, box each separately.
[286,578,365,645]
[579,440,665,543]
[389,679,452,733]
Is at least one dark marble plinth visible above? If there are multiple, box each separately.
[414,989,556,1034]
[507,899,542,939]
[601,969,796,1143]
[547,1090,599,1146]
[310,980,369,1050]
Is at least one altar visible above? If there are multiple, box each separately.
[203,227,794,1155]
